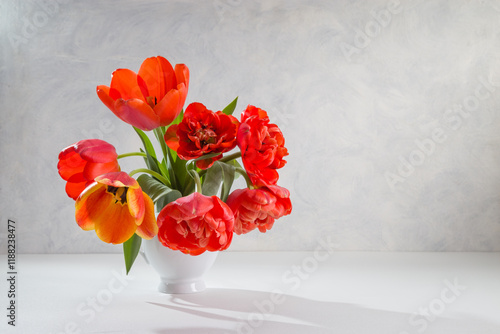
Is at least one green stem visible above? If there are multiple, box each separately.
[117,152,147,159]
[195,151,241,179]
[153,127,168,157]
[188,170,203,194]
[235,167,254,189]
[220,151,242,163]
[129,168,171,187]
[154,127,178,189]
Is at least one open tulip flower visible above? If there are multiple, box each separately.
[75,172,157,244]
[226,185,292,235]
[97,56,189,131]
[237,105,289,187]
[165,102,239,169]
[58,55,291,274]
[57,139,120,200]
[157,192,234,255]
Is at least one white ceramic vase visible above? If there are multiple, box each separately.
[142,236,218,294]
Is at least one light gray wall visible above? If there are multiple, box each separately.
[2,0,500,254]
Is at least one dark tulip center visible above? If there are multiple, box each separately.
[106,186,128,205]
[195,128,217,146]
[146,96,158,108]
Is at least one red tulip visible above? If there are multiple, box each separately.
[226,185,292,235]
[97,56,189,131]
[57,139,121,200]
[165,102,239,169]
[75,172,157,244]
[237,105,288,187]
[157,192,234,255]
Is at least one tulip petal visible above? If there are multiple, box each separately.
[94,203,139,244]
[126,186,145,223]
[76,139,118,163]
[174,64,189,92]
[184,102,206,117]
[153,88,182,127]
[65,180,87,201]
[109,68,145,101]
[83,161,121,181]
[114,98,160,131]
[135,192,158,240]
[195,154,222,170]
[176,192,214,219]
[164,124,180,151]
[75,182,106,231]
[95,171,139,188]
[96,85,115,111]
[139,56,176,102]
[57,150,85,180]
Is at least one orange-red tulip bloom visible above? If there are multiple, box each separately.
[157,192,234,255]
[237,105,288,187]
[226,185,292,235]
[75,172,158,244]
[58,139,121,200]
[165,102,239,169]
[97,56,189,131]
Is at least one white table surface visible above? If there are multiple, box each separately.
[1,251,499,334]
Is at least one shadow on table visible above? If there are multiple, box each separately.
[145,288,499,334]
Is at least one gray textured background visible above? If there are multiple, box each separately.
[1,0,500,254]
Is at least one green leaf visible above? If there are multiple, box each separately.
[165,145,179,190]
[172,109,184,125]
[139,148,150,170]
[219,162,236,202]
[226,158,243,179]
[160,125,167,136]
[146,153,162,176]
[202,166,222,197]
[123,233,142,275]
[153,127,179,190]
[137,174,182,209]
[155,194,171,212]
[133,128,165,181]
[221,97,238,116]
[188,152,222,173]
[191,152,223,163]
[158,158,170,183]
[133,127,157,160]
[168,154,187,192]
[182,163,196,196]
[202,161,236,201]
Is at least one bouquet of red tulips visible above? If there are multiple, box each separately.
[57,56,292,273]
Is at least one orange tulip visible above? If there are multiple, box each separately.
[75,172,158,244]
[97,56,189,131]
